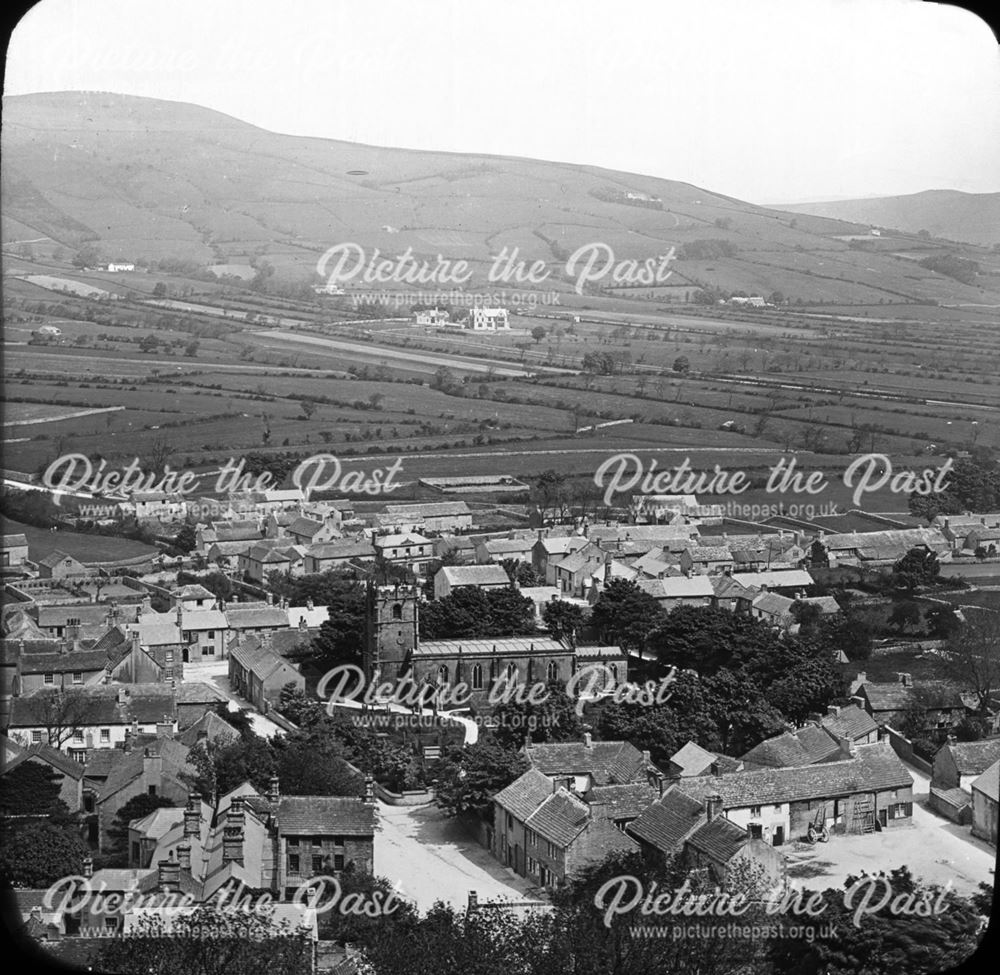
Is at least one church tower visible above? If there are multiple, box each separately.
[364,582,419,681]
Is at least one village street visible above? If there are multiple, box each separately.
[784,757,995,897]
[374,801,545,913]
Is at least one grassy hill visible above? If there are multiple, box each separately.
[779,189,1000,248]
[3,91,998,306]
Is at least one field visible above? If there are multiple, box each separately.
[0,517,160,563]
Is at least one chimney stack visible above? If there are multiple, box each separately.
[158,859,181,893]
[184,793,201,838]
[267,775,280,804]
[363,774,375,805]
[706,795,722,822]
[82,855,93,879]
[826,705,841,717]
[583,732,593,749]
[222,797,245,864]
[177,843,191,872]
[897,673,912,688]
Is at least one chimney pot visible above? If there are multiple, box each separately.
[583,732,592,748]
[706,794,722,822]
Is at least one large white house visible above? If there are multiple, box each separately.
[470,307,510,331]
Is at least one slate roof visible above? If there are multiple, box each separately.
[627,788,706,852]
[277,796,376,835]
[524,788,590,847]
[230,636,298,681]
[307,540,375,560]
[971,760,1000,802]
[742,732,816,769]
[525,739,646,786]
[412,636,566,658]
[493,767,556,821]
[821,705,878,741]
[178,710,240,747]
[5,742,86,779]
[669,741,719,777]
[941,738,1000,775]
[439,564,511,587]
[711,576,753,600]
[731,570,814,590]
[97,737,192,802]
[675,743,912,809]
[861,680,965,712]
[225,606,289,629]
[585,782,659,821]
[38,550,84,569]
[752,592,795,617]
[686,816,749,864]
[2,533,28,548]
[171,585,215,601]
[9,683,177,728]
[18,648,110,675]
[637,576,715,600]
[287,517,324,537]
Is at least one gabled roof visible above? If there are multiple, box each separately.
[971,759,1000,801]
[224,606,289,629]
[307,540,375,560]
[669,741,720,777]
[585,782,659,821]
[939,738,1000,775]
[524,739,646,786]
[171,585,215,601]
[375,532,432,547]
[5,742,86,780]
[685,815,749,864]
[731,570,814,590]
[37,550,84,569]
[676,743,912,809]
[820,705,877,741]
[637,575,715,600]
[97,737,192,802]
[524,788,590,847]
[493,767,556,821]
[438,564,511,586]
[178,710,240,747]
[2,533,28,547]
[627,788,706,852]
[277,795,376,835]
[861,680,965,712]
[751,592,795,617]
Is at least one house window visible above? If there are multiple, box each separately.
[507,812,513,830]
[333,853,345,871]
[202,646,213,656]
[472,664,484,690]
[610,663,619,682]
[391,604,403,621]
[527,830,537,848]
[73,729,84,742]
[148,785,157,796]
[749,824,763,839]
[749,806,762,818]
[31,730,42,744]
[528,857,537,874]
[72,672,83,684]
[288,854,300,873]
[67,617,81,627]
[288,837,299,848]
[166,651,174,663]
[312,855,323,873]
[546,661,558,682]
[438,665,449,684]
[207,630,215,639]
[43,673,55,685]
[546,841,556,858]
[100,729,110,743]
[506,662,518,684]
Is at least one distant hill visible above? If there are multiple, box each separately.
[3,91,998,306]
[779,190,1000,247]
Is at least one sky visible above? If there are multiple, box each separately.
[4,0,999,204]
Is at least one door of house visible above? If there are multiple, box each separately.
[773,826,784,847]
[878,809,887,828]
[182,647,190,663]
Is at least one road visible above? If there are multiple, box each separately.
[181,660,286,738]
[374,801,544,912]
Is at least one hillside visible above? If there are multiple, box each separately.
[779,190,1000,248]
[3,91,998,305]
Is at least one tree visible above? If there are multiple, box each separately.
[308,582,368,668]
[420,586,536,640]
[589,578,666,655]
[139,333,160,353]
[299,399,317,420]
[431,366,460,393]
[94,904,313,975]
[531,469,570,521]
[152,282,167,297]
[0,821,88,887]
[542,600,587,643]
[925,605,962,639]
[672,355,691,374]
[935,608,1000,715]
[891,547,940,590]
[434,736,528,816]
[501,558,540,587]
[0,761,67,817]
[770,868,982,975]
[531,325,546,344]
[173,524,197,553]
[108,795,176,851]
[185,734,276,799]
[888,601,923,633]
[273,737,363,797]
[184,339,200,357]
[490,680,584,749]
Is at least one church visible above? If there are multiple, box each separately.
[362,583,627,711]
